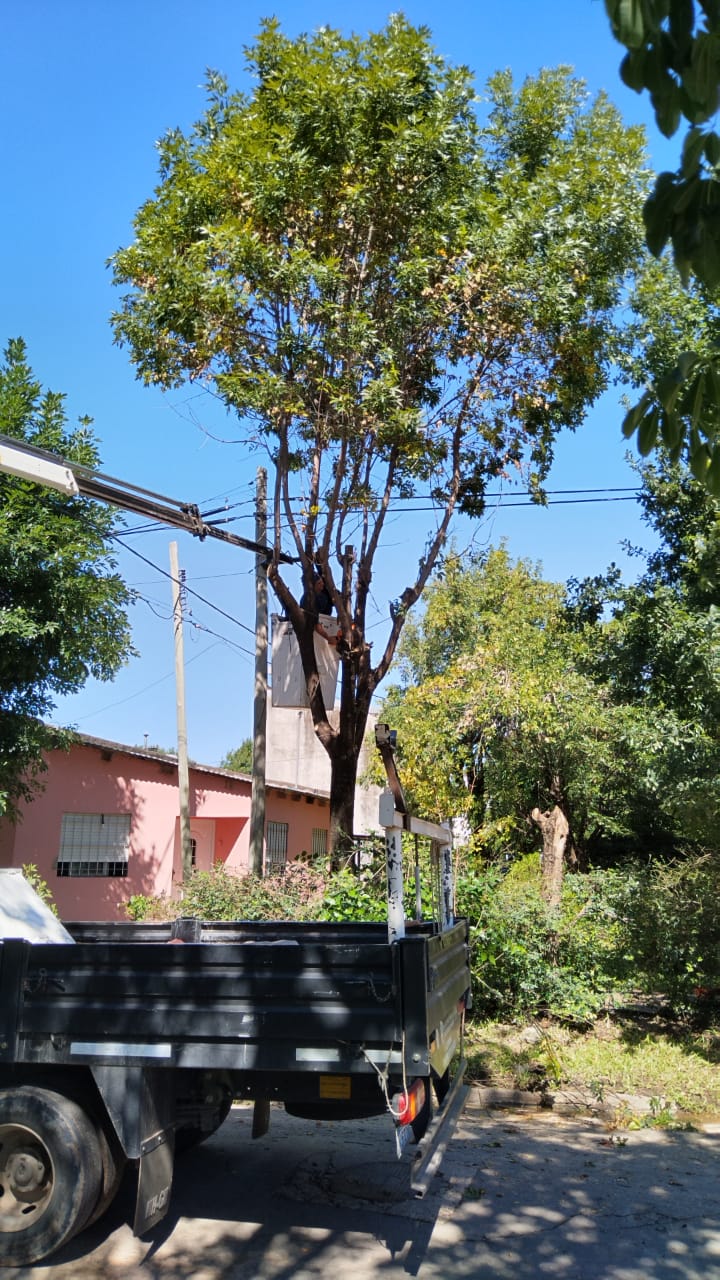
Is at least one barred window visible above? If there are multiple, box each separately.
[311,827,328,858]
[265,821,288,872]
[56,813,130,878]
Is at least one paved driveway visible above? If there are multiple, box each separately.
[14,1099,720,1280]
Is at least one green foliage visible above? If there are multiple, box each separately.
[571,453,720,848]
[220,739,253,772]
[381,546,655,862]
[21,863,58,916]
[605,1,720,487]
[616,851,720,1009]
[606,0,720,279]
[110,18,648,849]
[459,851,720,1023]
[458,863,608,1024]
[315,867,386,923]
[126,859,387,925]
[385,495,720,863]
[0,339,134,817]
[618,254,720,491]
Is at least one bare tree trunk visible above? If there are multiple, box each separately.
[328,740,359,871]
[531,804,570,910]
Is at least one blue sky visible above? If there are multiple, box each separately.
[1,1,676,765]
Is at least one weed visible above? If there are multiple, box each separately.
[463,1186,485,1200]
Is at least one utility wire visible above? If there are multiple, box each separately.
[112,535,257,637]
[186,618,255,662]
[113,485,641,541]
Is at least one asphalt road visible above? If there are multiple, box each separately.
[12,1098,720,1280]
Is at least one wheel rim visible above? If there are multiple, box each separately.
[0,1123,54,1233]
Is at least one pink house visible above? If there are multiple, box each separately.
[0,734,330,922]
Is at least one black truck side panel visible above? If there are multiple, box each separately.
[0,939,27,1064]
[7,930,408,1073]
[1,919,469,1082]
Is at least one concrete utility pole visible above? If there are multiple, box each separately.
[169,541,193,883]
[249,468,268,876]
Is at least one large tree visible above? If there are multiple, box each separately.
[381,547,650,906]
[0,339,133,818]
[383,537,720,905]
[110,18,647,860]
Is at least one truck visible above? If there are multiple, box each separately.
[0,771,471,1266]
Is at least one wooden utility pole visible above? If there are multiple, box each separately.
[249,468,268,876]
[170,540,193,883]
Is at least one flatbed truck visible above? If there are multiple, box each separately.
[0,787,470,1265]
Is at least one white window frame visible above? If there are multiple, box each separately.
[56,813,131,878]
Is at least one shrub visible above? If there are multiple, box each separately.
[21,863,58,916]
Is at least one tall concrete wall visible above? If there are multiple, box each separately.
[266,704,382,837]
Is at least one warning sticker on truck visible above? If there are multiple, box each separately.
[319,1074,351,1100]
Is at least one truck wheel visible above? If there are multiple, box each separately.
[84,1122,127,1229]
[0,1086,103,1266]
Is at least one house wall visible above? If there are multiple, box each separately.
[267,704,382,836]
[0,741,329,922]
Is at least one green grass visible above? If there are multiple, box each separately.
[466,1016,720,1120]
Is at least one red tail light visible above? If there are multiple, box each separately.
[397,1079,426,1126]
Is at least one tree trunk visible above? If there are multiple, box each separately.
[531,804,570,910]
[328,742,360,871]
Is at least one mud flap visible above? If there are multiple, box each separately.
[134,1129,175,1235]
[90,1065,177,1236]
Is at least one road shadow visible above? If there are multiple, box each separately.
[17,1103,720,1280]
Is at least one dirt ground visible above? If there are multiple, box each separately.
[12,1094,720,1280]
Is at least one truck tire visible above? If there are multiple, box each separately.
[84,1121,127,1229]
[0,1086,103,1266]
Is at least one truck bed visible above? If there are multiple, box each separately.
[0,919,470,1080]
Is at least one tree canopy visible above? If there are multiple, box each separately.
[383,455,720,896]
[0,339,133,817]
[220,739,253,772]
[110,17,648,855]
[605,0,720,490]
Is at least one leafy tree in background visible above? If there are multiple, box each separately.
[574,453,720,847]
[0,339,133,818]
[605,0,720,490]
[220,738,253,772]
[381,548,651,906]
[111,18,647,861]
[385,525,720,900]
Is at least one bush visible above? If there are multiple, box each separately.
[457,851,720,1024]
[317,868,386,922]
[458,859,641,1024]
[21,863,58,916]
[123,848,720,1025]
[124,860,385,925]
[613,852,720,1010]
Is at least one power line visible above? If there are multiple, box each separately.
[186,618,255,662]
[113,536,257,637]
[113,484,641,542]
